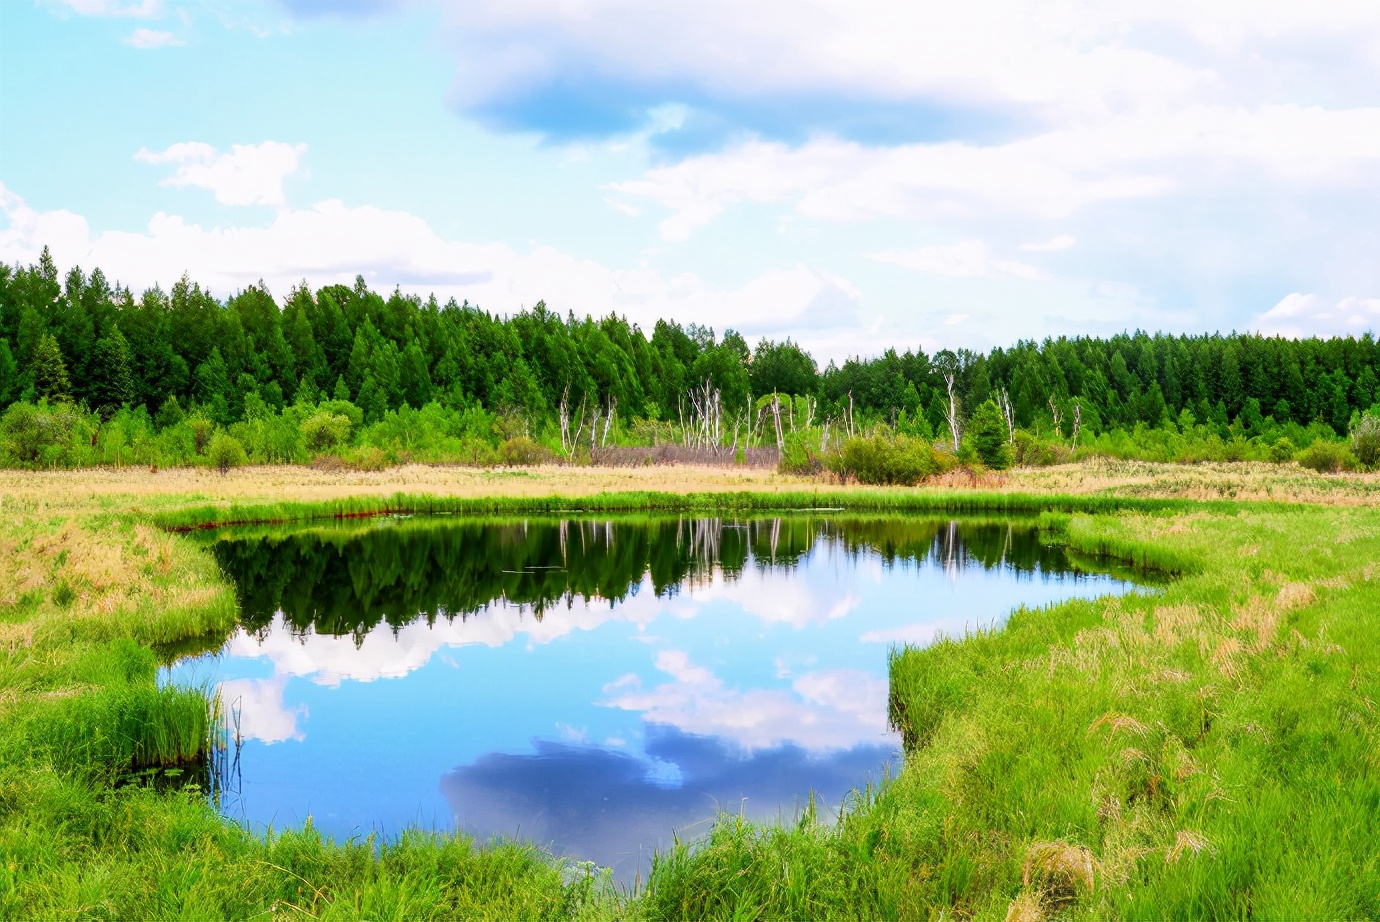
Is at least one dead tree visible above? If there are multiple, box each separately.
[997,388,1016,444]
[1071,399,1082,448]
[1048,395,1064,441]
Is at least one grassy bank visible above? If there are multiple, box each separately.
[2,466,1378,918]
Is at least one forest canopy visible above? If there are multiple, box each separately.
[3,247,1379,472]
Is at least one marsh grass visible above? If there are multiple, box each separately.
[3,470,1380,918]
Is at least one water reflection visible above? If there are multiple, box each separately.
[441,726,894,882]
[172,515,1134,882]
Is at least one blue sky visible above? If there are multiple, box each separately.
[3,0,1380,358]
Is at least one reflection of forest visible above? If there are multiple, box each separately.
[212,516,1082,643]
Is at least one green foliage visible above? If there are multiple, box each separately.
[965,399,1012,469]
[300,411,352,452]
[206,431,246,474]
[498,436,554,466]
[4,252,1380,472]
[829,434,945,485]
[1268,436,1297,463]
[1011,430,1070,467]
[31,332,71,402]
[1296,439,1357,473]
[1351,413,1380,469]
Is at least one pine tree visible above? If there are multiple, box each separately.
[90,324,136,418]
[0,339,17,405]
[31,333,71,402]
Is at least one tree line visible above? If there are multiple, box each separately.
[2,247,1379,471]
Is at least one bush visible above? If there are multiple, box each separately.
[498,436,554,466]
[300,412,353,453]
[828,434,942,485]
[779,434,824,476]
[1351,415,1380,469]
[205,432,246,474]
[1296,439,1356,473]
[1012,431,1070,467]
[349,446,391,472]
[1268,437,1297,464]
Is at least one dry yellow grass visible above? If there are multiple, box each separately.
[3,458,1379,520]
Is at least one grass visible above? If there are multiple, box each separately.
[1,461,1379,918]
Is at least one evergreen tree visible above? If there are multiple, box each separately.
[31,333,71,402]
[90,324,136,418]
[0,339,17,405]
[966,399,1011,469]
[155,395,185,430]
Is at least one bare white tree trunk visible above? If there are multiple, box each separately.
[944,374,961,452]
[998,387,1015,444]
[771,394,785,452]
[1071,399,1082,448]
[1048,395,1064,442]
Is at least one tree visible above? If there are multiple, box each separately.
[90,324,136,418]
[0,339,17,406]
[967,399,1012,469]
[31,333,71,403]
[206,431,247,474]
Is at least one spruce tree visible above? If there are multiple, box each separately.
[90,324,136,418]
[31,333,71,402]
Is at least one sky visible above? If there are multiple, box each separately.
[3,0,1380,360]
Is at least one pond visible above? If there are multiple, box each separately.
[165,514,1138,883]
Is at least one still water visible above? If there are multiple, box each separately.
[167,514,1135,881]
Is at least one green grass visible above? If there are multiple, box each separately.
[3,488,1378,919]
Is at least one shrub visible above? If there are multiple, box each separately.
[1296,439,1356,473]
[300,412,353,453]
[828,434,942,486]
[1267,437,1297,464]
[205,432,246,474]
[1351,415,1380,469]
[350,446,391,472]
[1012,431,1070,467]
[498,436,554,466]
[779,434,823,476]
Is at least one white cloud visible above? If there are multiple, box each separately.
[870,241,1048,281]
[601,652,892,752]
[0,183,862,341]
[1253,292,1380,338]
[218,676,307,744]
[611,105,1380,240]
[439,3,1380,126]
[1020,234,1076,253]
[51,0,160,16]
[124,27,181,48]
[134,141,307,207]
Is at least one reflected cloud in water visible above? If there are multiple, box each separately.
[441,725,897,883]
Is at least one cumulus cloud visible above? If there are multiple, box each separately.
[134,141,307,207]
[1253,292,1380,338]
[124,27,181,48]
[610,105,1380,239]
[0,183,861,341]
[870,241,1048,281]
[218,676,307,744]
[602,651,890,752]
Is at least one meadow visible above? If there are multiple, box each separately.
[1,460,1377,919]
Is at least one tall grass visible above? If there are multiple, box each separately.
[151,488,1219,533]
[4,476,1380,917]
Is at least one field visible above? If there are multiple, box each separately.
[2,461,1378,919]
